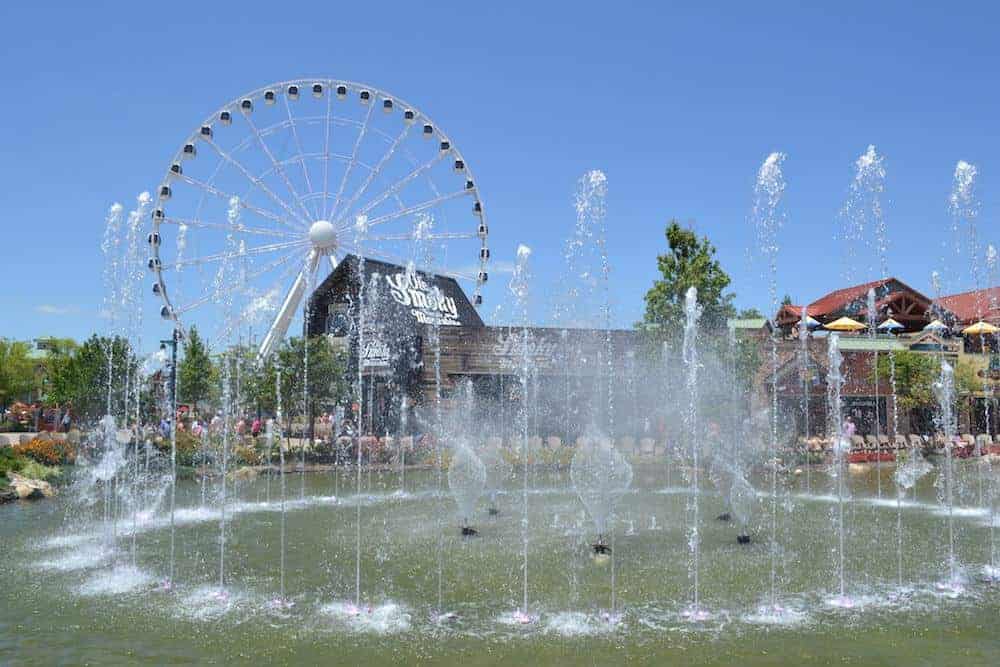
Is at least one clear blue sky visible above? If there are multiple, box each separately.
[3,1,999,346]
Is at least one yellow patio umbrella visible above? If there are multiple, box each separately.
[825,316,867,332]
[962,320,999,335]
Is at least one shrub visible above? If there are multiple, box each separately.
[19,460,61,481]
[13,437,76,466]
[0,447,25,477]
[153,430,200,467]
[233,443,261,466]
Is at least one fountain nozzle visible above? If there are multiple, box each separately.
[461,525,478,537]
[591,537,611,555]
[737,534,751,545]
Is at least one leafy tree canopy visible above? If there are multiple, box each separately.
[48,335,136,419]
[177,326,214,410]
[0,339,35,408]
[642,220,735,337]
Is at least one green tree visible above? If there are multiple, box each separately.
[48,335,136,419]
[875,352,980,427]
[642,220,736,336]
[0,339,34,411]
[177,326,214,412]
[246,336,350,435]
[875,351,939,413]
[737,307,765,319]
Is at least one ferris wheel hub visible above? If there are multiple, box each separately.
[308,219,338,251]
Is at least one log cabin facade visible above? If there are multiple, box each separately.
[306,255,642,436]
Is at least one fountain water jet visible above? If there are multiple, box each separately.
[509,243,536,625]
[681,286,708,621]
[826,333,852,608]
[933,359,962,593]
[751,151,787,613]
[448,442,487,536]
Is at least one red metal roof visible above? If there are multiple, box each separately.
[806,278,891,317]
[774,278,939,330]
[938,287,1000,324]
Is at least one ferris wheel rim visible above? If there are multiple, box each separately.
[147,77,491,354]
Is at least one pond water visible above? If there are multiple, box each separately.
[2,464,1000,665]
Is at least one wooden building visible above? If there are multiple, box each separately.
[306,255,641,437]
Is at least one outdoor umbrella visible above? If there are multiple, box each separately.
[824,316,867,332]
[877,317,904,332]
[923,319,948,332]
[961,321,999,336]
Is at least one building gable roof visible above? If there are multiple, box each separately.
[307,254,484,336]
[775,277,946,331]
[938,286,1000,325]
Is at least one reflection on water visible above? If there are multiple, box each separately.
[3,464,1000,665]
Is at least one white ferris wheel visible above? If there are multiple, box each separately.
[146,78,490,359]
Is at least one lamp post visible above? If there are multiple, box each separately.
[159,325,181,588]
[159,329,180,421]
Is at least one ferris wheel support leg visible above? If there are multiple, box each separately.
[257,249,320,362]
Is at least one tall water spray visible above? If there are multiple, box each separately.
[934,359,961,591]
[510,244,535,624]
[948,160,979,279]
[952,161,990,510]
[275,371,290,607]
[682,286,707,619]
[986,244,999,579]
[352,214,369,611]
[798,304,811,493]
[867,287,883,501]
[751,151,787,611]
[826,333,851,607]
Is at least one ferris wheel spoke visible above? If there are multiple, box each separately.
[283,94,318,219]
[201,136,310,228]
[161,216,300,240]
[165,239,309,271]
[335,151,449,227]
[241,113,316,223]
[329,100,377,220]
[173,248,307,316]
[175,174,298,229]
[357,247,479,282]
[365,231,477,242]
[335,122,413,225]
[363,190,471,228]
[206,250,311,345]
[321,91,334,220]
[257,249,321,361]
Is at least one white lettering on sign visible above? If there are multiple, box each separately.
[361,338,393,368]
[490,332,561,368]
[384,271,461,326]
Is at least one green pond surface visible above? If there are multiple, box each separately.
[2,462,1000,665]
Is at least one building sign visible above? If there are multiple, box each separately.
[384,271,462,327]
[361,337,394,368]
[490,331,563,368]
